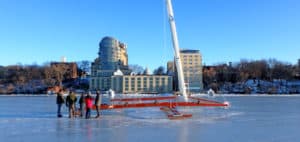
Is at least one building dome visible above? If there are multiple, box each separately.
[99,36,118,50]
[100,36,116,43]
[98,36,128,70]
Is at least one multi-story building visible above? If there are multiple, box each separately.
[296,59,300,78]
[168,49,203,93]
[90,36,173,94]
[90,37,131,91]
[111,74,173,94]
[98,36,129,71]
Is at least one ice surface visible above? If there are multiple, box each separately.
[0,95,299,142]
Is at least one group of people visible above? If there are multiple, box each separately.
[56,90,102,119]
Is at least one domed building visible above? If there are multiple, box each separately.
[98,36,129,70]
[90,37,131,91]
[90,36,173,94]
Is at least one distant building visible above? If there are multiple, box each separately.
[90,37,131,91]
[228,62,233,67]
[111,73,173,94]
[98,36,129,71]
[167,61,175,75]
[50,62,78,79]
[167,49,203,93]
[90,36,173,94]
[296,59,300,78]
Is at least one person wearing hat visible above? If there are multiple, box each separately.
[66,91,77,118]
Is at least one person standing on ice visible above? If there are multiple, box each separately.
[66,91,77,118]
[56,89,65,118]
[94,90,102,118]
[78,93,85,117]
[85,92,93,119]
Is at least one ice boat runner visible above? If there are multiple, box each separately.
[92,0,229,120]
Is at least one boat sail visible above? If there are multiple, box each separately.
[165,0,187,99]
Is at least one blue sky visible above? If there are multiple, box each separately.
[0,0,299,71]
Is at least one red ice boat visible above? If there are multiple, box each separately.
[92,0,230,120]
[92,95,229,120]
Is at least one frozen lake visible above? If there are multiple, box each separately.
[0,95,299,142]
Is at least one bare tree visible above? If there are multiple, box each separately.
[44,66,56,87]
[129,64,144,74]
[153,66,166,75]
[78,60,91,75]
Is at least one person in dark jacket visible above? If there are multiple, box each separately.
[94,91,102,118]
[66,91,77,118]
[78,93,85,117]
[56,90,65,118]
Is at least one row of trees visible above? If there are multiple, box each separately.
[1,59,299,93]
[131,59,300,91]
[203,59,300,89]
[0,62,164,94]
[129,64,166,75]
[0,61,90,94]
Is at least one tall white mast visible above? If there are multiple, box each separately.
[165,0,187,98]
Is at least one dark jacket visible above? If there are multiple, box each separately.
[66,93,77,107]
[79,95,84,105]
[56,93,65,104]
[94,93,101,105]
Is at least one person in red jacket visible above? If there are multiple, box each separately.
[85,93,93,119]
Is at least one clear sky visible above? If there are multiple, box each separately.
[0,0,299,71]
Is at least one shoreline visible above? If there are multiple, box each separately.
[1,94,300,97]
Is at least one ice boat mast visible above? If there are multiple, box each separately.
[165,0,187,98]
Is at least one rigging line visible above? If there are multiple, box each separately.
[161,0,168,67]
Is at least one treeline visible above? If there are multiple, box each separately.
[203,59,300,89]
[0,59,299,94]
[0,61,90,94]
[129,64,165,75]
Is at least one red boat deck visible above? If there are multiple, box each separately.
[92,96,228,119]
[93,96,228,110]
[110,96,176,102]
